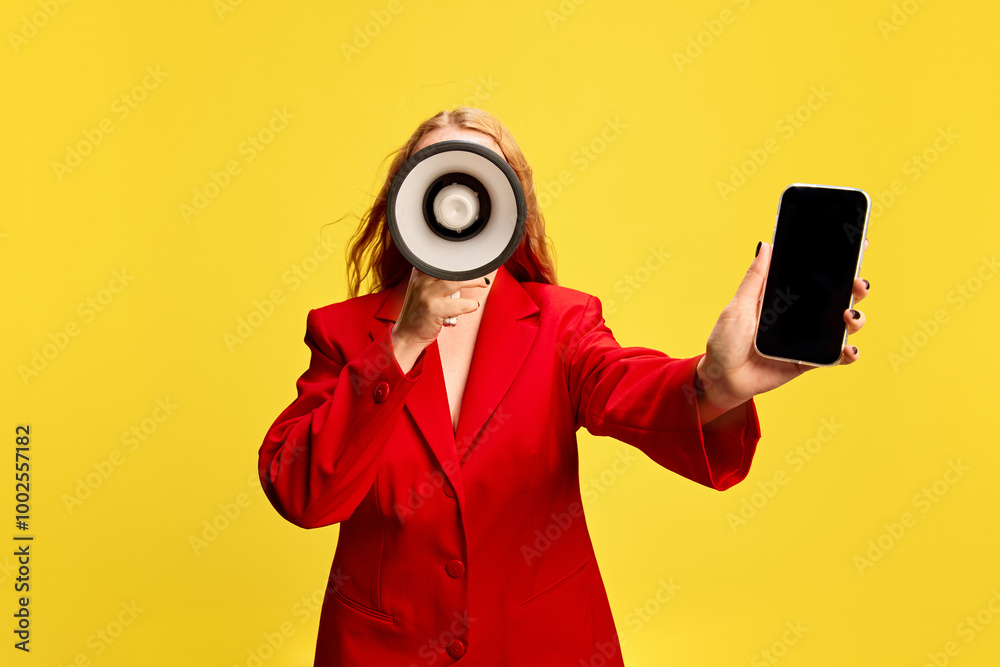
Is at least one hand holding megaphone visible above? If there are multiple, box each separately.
[385,138,526,370]
[390,268,488,372]
[395,267,487,339]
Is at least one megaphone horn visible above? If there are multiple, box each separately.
[386,140,528,284]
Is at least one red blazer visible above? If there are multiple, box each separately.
[258,264,761,666]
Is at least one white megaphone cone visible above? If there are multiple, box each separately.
[386,140,528,324]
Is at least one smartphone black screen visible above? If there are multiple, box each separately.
[755,185,870,366]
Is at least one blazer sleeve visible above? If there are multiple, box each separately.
[564,295,761,490]
[257,309,425,528]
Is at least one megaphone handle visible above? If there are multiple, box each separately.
[443,291,460,326]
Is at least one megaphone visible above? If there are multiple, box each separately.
[386,140,527,284]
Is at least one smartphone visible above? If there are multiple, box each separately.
[754,183,871,367]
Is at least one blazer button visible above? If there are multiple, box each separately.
[446,560,465,578]
[446,639,466,658]
[373,381,390,403]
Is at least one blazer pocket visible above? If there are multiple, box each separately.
[518,555,593,609]
[329,580,394,623]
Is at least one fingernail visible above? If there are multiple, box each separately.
[852,346,859,355]
[863,279,870,290]
[485,277,490,285]
[755,241,761,257]
[851,309,861,320]
[477,301,481,308]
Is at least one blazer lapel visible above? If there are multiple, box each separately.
[368,279,463,501]
[366,265,541,495]
[454,265,540,464]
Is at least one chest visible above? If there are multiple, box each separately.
[435,313,483,431]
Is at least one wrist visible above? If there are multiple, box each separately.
[695,355,744,420]
[390,325,426,374]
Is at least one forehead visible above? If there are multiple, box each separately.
[413,127,504,158]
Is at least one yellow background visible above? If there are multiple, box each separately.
[3,0,999,664]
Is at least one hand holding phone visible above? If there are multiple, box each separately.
[754,184,871,367]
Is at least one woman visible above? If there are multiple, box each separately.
[257,107,870,666]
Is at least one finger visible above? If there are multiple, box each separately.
[437,296,481,321]
[735,241,770,305]
[840,344,860,365]
[439,276,490,294]
[844,308,866,334]
[852,277,870,304]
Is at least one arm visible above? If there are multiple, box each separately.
[257,308,425,528]
[565,295,760,491]
[687,240,872,413]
